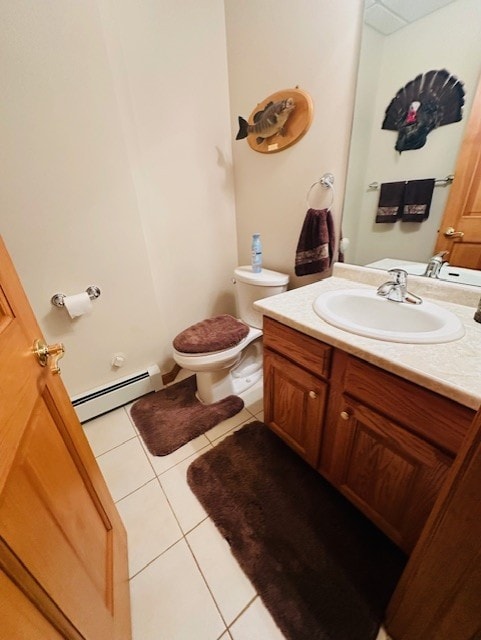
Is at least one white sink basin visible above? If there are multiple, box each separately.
[313,289,465,343]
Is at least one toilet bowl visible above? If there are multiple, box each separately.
[172,266,289,404]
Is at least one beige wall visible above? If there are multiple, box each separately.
[344,0,481,266]
[1,0,362,397]
[225,0,363,289]
[1,0,237,396]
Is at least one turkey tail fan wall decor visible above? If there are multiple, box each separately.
[382,69,465,153]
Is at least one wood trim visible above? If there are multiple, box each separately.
[44,366,131,639]
[435,75,481,254]
[0,569,65,639]
[162,363,181,386]
[0,539,84,640]
[386,406,481,639]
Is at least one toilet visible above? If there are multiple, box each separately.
[172,266,289,404]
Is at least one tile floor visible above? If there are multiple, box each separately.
[82,374,391,640]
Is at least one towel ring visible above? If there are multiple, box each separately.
[306,172,335,210]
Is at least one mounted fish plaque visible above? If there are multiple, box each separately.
[236,87,313,154]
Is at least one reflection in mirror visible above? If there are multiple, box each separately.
[342,0,481,285]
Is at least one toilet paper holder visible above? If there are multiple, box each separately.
[51,286,101,308]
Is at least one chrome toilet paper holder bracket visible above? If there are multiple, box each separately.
[51,286,101,308]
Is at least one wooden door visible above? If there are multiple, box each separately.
[0,237,131,639]
[264,348,327,467]
[434,76,481,268]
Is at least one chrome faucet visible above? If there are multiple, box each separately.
[377,268,422,304]
[423,251,449,278]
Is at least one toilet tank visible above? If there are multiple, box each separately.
[233,266,289,329]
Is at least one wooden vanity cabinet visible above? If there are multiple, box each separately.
[262,317,476,554]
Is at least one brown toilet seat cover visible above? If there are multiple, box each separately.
[173,314,250,354]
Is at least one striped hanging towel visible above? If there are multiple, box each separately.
[295,208,335,276]
[375,181,405,223]
[401,179,435,221]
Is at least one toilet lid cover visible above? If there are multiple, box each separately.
[173,314,250,354]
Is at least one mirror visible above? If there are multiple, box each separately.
[342,0,481,284]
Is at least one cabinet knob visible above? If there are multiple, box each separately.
[309,391,318,399]
[340,410,351,421]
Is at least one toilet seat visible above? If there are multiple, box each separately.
[173,326,262,371]
[173,314,249,354]
[171,265,288,404]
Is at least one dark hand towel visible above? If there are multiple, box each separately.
[401,178,435,221]
[295,208,335,276]
[375,181,405,223]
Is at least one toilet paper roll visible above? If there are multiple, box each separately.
[63,292,92,319]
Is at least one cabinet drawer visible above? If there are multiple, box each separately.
[263,317,331,380]
[333,351,475,456]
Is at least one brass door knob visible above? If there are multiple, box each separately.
[33,339,65,374]
[340,410,352,421]
[308,391,318,399]
[444,226,464,238]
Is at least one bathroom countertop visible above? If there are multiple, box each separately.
[254,263,481,410]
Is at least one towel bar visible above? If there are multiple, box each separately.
[367,174,454,191]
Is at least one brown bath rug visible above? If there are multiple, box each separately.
[130,376,244,456]
[187,421,406,640]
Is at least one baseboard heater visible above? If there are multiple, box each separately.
[71,365,163,423]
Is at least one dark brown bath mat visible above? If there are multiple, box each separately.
[187,421,406,640]
[130,376,244,456]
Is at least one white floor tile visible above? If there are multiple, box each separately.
[239,379,263,411]
[187,518,256,625]
[139,431,212,476]
[82,407,137,456]
[204,408,254,443]
[96,437,155,502]
[209,419,251,447]
[130,539,225,640]
[116,479,182,577]
[230,597,286,640]
[158,446,212,533]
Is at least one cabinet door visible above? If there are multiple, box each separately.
[320,396,452,553]
[264,349,327,467]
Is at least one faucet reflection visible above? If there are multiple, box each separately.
[423,251,449,278]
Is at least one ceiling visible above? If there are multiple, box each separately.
[364,0,457,35]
